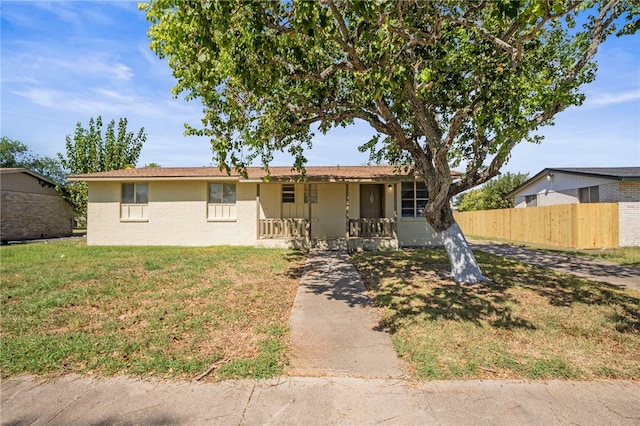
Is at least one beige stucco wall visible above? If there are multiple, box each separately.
[87,180,256,246]
[397,217,441,247]
[87,179,441,247]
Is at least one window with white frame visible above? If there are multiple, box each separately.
[304,184,318,203]
[208,182,236,220]
[282,184,295,203]
[121,183,148,221]
[525,194,537,207]
[578,186,599,203]
[401,181,428,218]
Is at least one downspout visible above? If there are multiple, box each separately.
[346,183,351,252]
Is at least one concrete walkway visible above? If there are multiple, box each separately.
[2,249,640,425]
[472,240,640,292]
[3,375,639,425]
[287,250,405,378]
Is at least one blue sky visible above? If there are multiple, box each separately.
[2,1,639,177]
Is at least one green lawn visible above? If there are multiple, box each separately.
[4,239,638,383]
[1,240,304,381]
[352,249,640,380]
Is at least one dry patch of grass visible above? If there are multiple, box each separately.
[1,240,305,382]
[352,249,639,380]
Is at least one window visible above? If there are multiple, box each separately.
[525,194,537,207]
[578,186,599,203]
[209,182,236,204]
[122,183,148,204]
[282,184,295,203]
[401,181,428,218]
[304,184,318,203]
[208,182,236,220]
[121,183,148,221]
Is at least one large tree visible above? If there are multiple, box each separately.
[59,116,146,218]
[143,0,638,283]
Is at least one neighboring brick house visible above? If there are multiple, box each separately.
[1,168,74,243]
[505,167,640,247]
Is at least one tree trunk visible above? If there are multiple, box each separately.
[425,198,487,284]
[439,221,487,284]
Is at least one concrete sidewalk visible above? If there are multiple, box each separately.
[3,375,639,425]
[471,240,640,292]
[287,250,405,378]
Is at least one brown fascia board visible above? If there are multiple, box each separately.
[68,166,462,183]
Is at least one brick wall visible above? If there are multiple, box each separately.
[617,182,640,247]
[1,191,74,242]
[599,183,619,203]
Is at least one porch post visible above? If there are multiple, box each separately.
[345,183,350,239]
[393,183,398,238]
[306,183,312,247]
[256,184,261,240]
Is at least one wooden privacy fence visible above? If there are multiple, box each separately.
[453,203,620,249]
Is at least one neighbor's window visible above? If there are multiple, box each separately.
[401,181,428,218]
[282,184,295,203]
[208,182,236,220]
[304,184,318,204]
[525,194,537,207]
[121,183,148,221]
[578,186,599,203]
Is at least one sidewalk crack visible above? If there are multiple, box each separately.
[238,383,256,425]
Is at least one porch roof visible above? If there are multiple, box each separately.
[69,166,461,182]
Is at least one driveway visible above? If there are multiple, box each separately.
[472,240,640,292]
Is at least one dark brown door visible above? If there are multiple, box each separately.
[360,184,383,219]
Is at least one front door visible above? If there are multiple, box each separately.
[360,184,383,219]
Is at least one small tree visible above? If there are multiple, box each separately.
[457,172,529,211]
[456,189,485,212]
[59,116,146,218]
[143,0,638,283]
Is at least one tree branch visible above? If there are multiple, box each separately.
[445,16,518,59]
[276,58,354,81]
[564,0,621,84]
[322,0,366,71]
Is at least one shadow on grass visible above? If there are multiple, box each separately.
[478,251,640,334]
[282,250,307,280]
[353,250,534,332]
[353,249,640,334]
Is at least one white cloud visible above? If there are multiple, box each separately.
[585,90,640,108]
[3,49,134,83]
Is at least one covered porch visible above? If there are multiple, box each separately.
[255,181,399,250]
